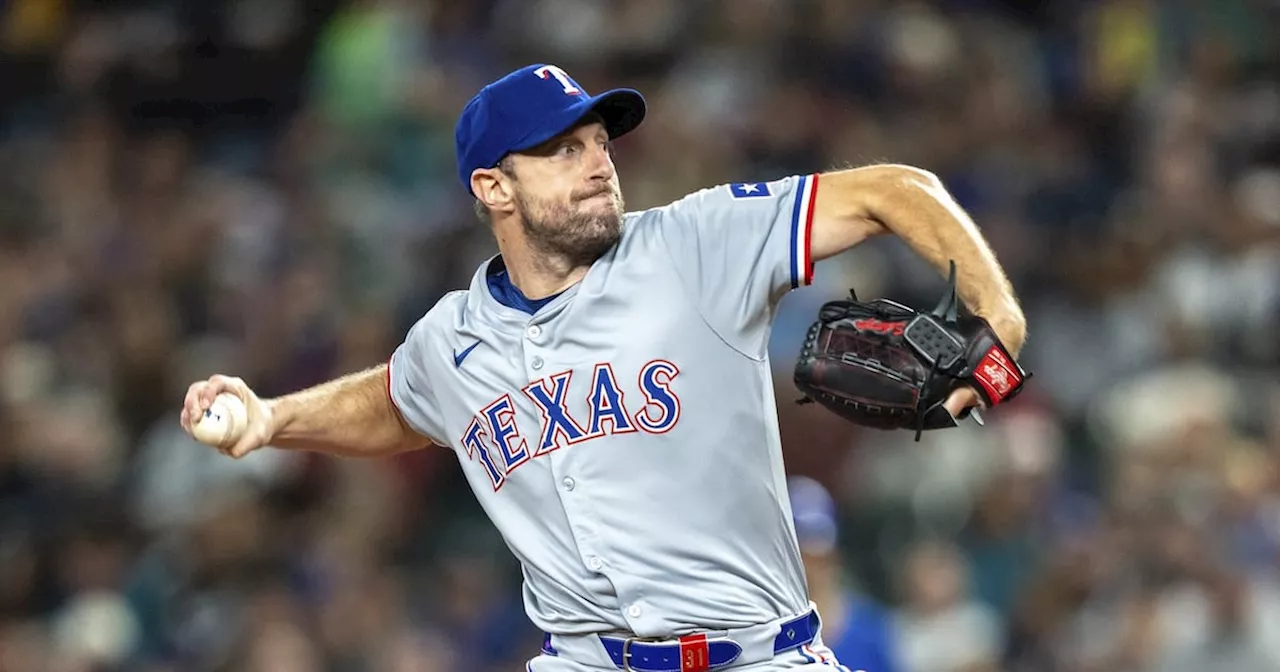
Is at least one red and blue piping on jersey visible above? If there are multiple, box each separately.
[460,359,683,491]
[789,174,819,289]
[798,643,852,671]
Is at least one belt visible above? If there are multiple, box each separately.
[542,609,819,672]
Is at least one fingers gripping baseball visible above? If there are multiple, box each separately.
[181,374,274,458]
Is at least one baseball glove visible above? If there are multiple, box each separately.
[794,262,1030,441]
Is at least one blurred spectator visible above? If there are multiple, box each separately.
[893,540,1003,672]
[790,475,900,672]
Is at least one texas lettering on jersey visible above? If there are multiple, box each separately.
[461,359,682,490]
[386,173,820,636]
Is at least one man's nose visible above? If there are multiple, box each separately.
[585,143,615,181]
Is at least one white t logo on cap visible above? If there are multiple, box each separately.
[534,65,581,95]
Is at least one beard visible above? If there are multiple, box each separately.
[516,185,625,268]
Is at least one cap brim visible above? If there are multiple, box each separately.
[589,88,646,141]
[509,88,647,155]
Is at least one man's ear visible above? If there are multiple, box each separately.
[471,168,515,214]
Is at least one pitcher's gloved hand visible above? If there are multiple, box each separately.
[793,262,1031,440]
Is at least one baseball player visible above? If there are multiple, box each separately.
[180,64,1027,671]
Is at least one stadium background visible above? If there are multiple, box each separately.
[1,0,1279,670]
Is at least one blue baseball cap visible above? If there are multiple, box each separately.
[455,64,647,195]
[788,476,839,555]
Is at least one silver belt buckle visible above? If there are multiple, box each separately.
[620,638,634,671]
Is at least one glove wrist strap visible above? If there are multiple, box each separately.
[970,341,1026,407]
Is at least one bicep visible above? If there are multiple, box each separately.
[808,165,940,261]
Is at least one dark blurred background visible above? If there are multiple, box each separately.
[1,1,1278,671]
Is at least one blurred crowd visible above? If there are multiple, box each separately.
[1,0,1279,671]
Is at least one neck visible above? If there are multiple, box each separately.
[496,230,590,300]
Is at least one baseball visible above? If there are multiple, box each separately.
[191,393,248,447]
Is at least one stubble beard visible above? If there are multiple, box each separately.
[517,188,626,269]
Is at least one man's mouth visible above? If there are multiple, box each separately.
[577,188,614,201]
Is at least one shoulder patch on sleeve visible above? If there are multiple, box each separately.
[728,182,772,199]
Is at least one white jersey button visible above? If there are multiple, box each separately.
[531,356,544,370]
[527,325,542,339]
[626,604,642,618]
[587,556,603,571]
[562,477,575,491]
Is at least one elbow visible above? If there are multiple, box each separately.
[840,164,949,220]
[855,163,944,192]
[890,164,943,188]
[884,165,948,203]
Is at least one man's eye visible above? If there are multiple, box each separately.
[556,143,580,157]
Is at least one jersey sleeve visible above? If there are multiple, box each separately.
[653,174,819,353]
[387,316,447,446]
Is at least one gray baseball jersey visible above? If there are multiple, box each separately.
[389,174,821,638]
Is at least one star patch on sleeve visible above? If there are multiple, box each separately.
[729,182,771,199]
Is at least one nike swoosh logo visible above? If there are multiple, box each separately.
[453,341,481,368]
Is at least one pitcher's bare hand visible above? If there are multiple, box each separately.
[180,374,274,458]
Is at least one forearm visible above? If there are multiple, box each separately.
[846,166,1026,354]
[266,365,429,457]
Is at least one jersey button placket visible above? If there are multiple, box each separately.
[525,322,546,376]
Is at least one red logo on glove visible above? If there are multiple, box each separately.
[973,345,1021,404]
[853,319,906,336]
